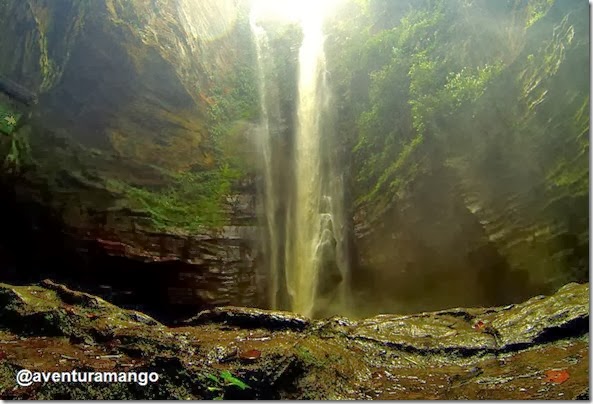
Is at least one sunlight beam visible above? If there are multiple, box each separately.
[250,0,341,24]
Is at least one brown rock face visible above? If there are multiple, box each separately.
[0,179,260,317]
[75,226,259,308]
[0,0,260,313]
[0,0,246,168]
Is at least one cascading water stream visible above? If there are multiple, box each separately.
[250,1,349,318]
[249,16,280,310]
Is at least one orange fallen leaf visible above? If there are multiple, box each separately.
[64,305,76,315]
[239,349,261,360]
[545,369,569,384]
[473,320,485,331]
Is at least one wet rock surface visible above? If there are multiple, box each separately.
[184,306,310,331]
[0,280,588,399]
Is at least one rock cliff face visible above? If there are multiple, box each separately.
[325,0,589,315]
[352,167,525,316]
[0,0,588,318]
[0,0,260,312]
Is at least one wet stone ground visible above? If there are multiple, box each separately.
[0,279,589,399]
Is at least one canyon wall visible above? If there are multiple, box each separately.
[0,0,261,313]
[325,0,589,315]
[0,0,588,318]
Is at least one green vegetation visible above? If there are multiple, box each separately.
[206,67,259,143]
[0,0,586,297]
[294,344,343,369]
[107,164,241,231]
[203,62,260,175]
[295,345,329,368]
[0,126,33,175]
[204,370,250,399]
[326,0,588,290]
[202,9,261,161]
[526,0,555,28]
[0,103,20,135]
[112,63,259,231]
[114,10,260,232]
[328,1,514,214]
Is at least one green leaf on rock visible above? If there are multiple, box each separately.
[220,370,250,390]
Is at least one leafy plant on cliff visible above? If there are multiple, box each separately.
[120,63,259,232]
[327,0,589,290]
[107,12,259,233]
[203,15,260,174]
[1,127,33,175]
[204,370,250,400]
[330,0,551,217]
[108,163,241,231]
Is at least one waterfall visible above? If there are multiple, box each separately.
[250,1,349,318]
[249,15,282,310]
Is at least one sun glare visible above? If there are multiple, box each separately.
[250,0,341,23]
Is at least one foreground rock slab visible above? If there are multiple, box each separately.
[0,280,589,399]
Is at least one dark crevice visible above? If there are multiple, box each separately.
[183,307,310,331]
[346,315,590,358]
[532,316,590,344]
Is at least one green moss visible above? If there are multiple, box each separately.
[0,102,21,135]
[204,66,260,164]
[325,0,588,291]
[7,283,62,310]
[356,133,423,208]
[526,0,555,28]
[102,12,259,232]
[295,345,321,367]
[1,127,34,174]
[107,164,241,231]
